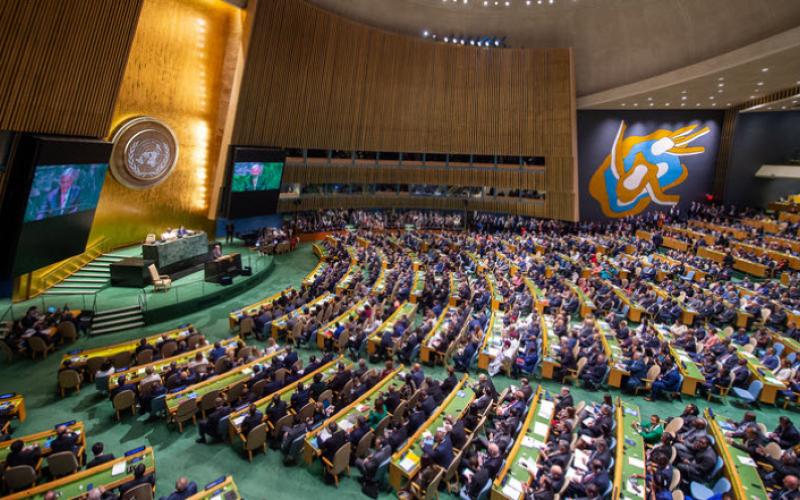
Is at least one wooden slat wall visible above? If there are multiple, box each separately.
[0,0,142,137]
[278,195,547,217]
[233,0,577,220]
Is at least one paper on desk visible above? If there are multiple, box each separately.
[538,400,554,417]
[533,422,548,436]
[507,477,524,493]
[738,455,757,467]
[628,456,645,469]
[626,477,644,497]
[111,461,126,476]
[502,483,521,500]
[210,495,222,500]
[521,436,537,448]
[339,419,354,432]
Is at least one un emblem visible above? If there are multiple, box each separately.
[110,116,179,189]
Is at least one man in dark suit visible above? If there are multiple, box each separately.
[446,415,467,450]
[580,354,607,391]
[85,442,115,469]
[646,361,681,401]
[290,383,310,412]
[119,463,155,497]
[328,364,351,393]
[554,386,574,413]
[676,436,717,482]
[265,395,288,425]
[770,417,800,450]
[407,404,427,435]
[160,477,198,500]
[420,391,437,417]
[356,436,392,485]
[423,430,453,468]
[110,375,138,401]
[320,422,346,463]
[385,422,408,452]
[196,398,231,443]
[40,167,82,219]
[440,367,458,394]
[50,425,80,455]
[282,347,298,369]
[566,459,610,497]
[5,440,41,468]
[240,404,264,438]
[348,416,370,448]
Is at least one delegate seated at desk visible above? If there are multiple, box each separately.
[159,226,194,242]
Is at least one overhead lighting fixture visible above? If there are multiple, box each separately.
[681,96,687,101]
[709,96,714,100]
[665,103,670,106]
[621,103,626,107]
[711,103,716,107]
[423,30,430,37]
[718,83,724,87]
[761,67,769,72]
[681,90,687,94]
[633,103,638,107]
[681,103,686,107]
[757,82,764,86]
[718,89,723,93]
[718,77,724,81]
[649,103,654,107]
[647,97,653,101]
[749,95,755,99]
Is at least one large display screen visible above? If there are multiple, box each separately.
[231,161,283,192]
[226,147,285,218]
[10,137,112,276]
[23,164,108,222]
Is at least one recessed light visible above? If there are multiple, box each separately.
[681,90,687,94]
[696,103,701,106]
[633,103,638,107]
[718,77,724,81]
[762,67,769,72]
[647,97,653,101]
[782,106,787,110]
[726,103,731,106]
[768,107,772,110]
[665,103,670,106]
[423,30,429,37]
[504,1,510,5]
[793,100,798,104]
[681,96,687,100]
[718,89,723,93]
[649,103,654,107]
[681,103,685,107]
[711,103,716,107]
[718,83,724,87]
[621,103,626,107]
[709,96,714,100]
[749,95,755,99]
[757,82,764,86]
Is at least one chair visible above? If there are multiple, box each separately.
[47,451,79,477]
[121,482,154,500]
[731,380,763,406]
[135,349,153,366]
[774,343,785,357]
[355,430,374,459]
[58,321,78,343]
[635,364,662,395]
[113,389,137,421]
[239,317,255,340]
[3,465,36,491]
[112,351,132,370]
[322,442,351,487]
[283,433,306,465]
[418,466,444,500]
[672,490,684,500]
[244,423,268,462]
[296,402,315,421]
[95,374,110,394]
[85,356,107,381]
[707,377,734,403]
[28,336,54,359]
[214,356,230,374]
[273,368,288,385]
[0,340,14,362]
[391,400,408,424]
[664,417,683,436]
[174,399,198,432]
[374,414,391,438]
[443,449,464,493]
[563,356,587,384]
[228,381,246,404]
[160,341,178,359]
[148,264,172,292]
[763,442,782,460]
[317,389,333,405]
[690,477,731,500]
[669,468,681,491]
[270,414,294,442]
[58,369,82,398]
[200,390,221,419]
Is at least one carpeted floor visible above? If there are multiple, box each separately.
[0,243,791,500]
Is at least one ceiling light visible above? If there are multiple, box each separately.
[696,103,701,106]
[709,96,714,100]
[647,97,653,101]
[749,95,755,99]
[505,1,510,5]
[681,103,685,107]
[711,103,716,107]
[793,100,798,104]
[621,103,626,107]
[423,30,429,37]
[681,96,687,100]
[718,89,723,93]
[633,103,638,107]
[681,90,687,94]
[484,0,488,4]
[718,77,724,81]
[649,103,654,107]
[444,36,449,42]
[665,103,670,106]
[782,106,787,110]
[761,67,769,72]
[726,103,731,106]
[757,82,764,86]
[718,83,724,87]
[768,107,772,110]
[527,0,531,3]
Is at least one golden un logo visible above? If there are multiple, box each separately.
[110,116,179,190]
[589,121,709,218]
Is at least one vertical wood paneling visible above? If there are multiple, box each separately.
[234,0,576,219]
[0,0,142,137]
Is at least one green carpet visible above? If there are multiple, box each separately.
[0,243,791,499]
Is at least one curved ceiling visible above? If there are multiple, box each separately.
[308,0,800,96]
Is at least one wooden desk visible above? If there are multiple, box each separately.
[0,393,26,422]
[654,326,705,396]
[366,302,418,355]
[410,270,425,304]
[317,297,369,350]
[271,292,334,338]
[6,446,155,500]
[0,421,84,467]
[539,316,560,380]
[612,402,646,500]
[707,410,769,500]
[477,311,506,371]
[188,476,242,500]
[229,289,292,329]
[389,376,472,490]
[598,320,627,388]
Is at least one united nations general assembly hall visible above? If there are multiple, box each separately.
[1,0,800,499]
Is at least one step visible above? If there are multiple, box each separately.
[51,283,105,290]
[72,271,110,278]
[63,277,109,284]
[43,290,97,296]
[92,315,144,329]
[84,263,112,269]
[91,321,145,336]
[104,253,133,259]
[92,309,142,323]
[93,305,141,318]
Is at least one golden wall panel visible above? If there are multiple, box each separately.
[89,0,242,248]
[0,0,142,136]
[233,0,577,220]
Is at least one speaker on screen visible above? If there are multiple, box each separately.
[9,136,112,275]
[224,146,285,219]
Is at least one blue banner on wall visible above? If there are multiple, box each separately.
[578,110,723,221]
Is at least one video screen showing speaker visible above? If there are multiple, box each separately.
[13,137,112,275]
[226,147,285,218]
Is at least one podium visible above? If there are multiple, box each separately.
[204,253,242,283]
